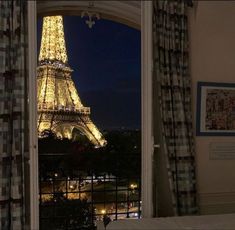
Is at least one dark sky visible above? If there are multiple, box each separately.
[37,16,141,130]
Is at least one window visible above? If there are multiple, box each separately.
[28,2,153,229]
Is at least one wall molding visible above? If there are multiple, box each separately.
[199,192,235,214]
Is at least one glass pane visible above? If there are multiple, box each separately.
[38,14,141,228]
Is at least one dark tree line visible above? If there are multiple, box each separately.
[39,130,141,179]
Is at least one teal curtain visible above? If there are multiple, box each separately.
[153,0,198,215]
[0,0,28,228]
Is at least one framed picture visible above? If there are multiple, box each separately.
[196,82,235,136]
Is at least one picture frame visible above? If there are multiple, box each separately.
[196,81,235,136]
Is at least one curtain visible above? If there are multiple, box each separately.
[0,0,28,229]
[153,0,198,215]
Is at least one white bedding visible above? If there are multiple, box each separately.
[97,213,235,229]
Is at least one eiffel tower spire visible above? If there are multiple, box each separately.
[39,16,68,64]
[37,16,106,147]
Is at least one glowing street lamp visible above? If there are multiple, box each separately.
[101,209,106,215]
[69,185,74,190]
[130,183,137,190]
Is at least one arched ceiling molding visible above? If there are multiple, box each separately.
[37,1,141,30]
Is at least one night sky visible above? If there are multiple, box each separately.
[37,16,141,130]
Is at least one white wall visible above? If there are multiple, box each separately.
[189,1,235,215]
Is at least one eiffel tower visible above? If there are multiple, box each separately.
[37,16,106,147]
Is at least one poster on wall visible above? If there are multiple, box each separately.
[196,82,235,136]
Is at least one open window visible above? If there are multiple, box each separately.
[28,1,153,229]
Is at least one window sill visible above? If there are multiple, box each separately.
[97,214,235,230]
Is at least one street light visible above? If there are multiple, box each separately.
[101,209,106,215]
[130,183,137,191]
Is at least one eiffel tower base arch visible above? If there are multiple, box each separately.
[38,111,106,147]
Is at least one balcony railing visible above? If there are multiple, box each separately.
[39,130,141,229]
[39,156,141,229]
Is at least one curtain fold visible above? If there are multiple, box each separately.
[0,0,28,229]
[153,0,198,215]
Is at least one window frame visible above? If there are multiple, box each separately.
[28,1,153,228]
[28,2,39,229]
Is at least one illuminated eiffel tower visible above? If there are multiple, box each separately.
[37,16,106,147]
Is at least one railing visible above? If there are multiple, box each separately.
[39,153,141,230]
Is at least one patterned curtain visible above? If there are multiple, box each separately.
[0,0,28,229]
[153,0,198,215]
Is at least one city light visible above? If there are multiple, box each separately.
[101,209,106,215]
[130,183,137,189]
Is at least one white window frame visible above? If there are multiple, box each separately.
[28,1,153,228]
[28,2,39,230]
[141,0,153,219]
